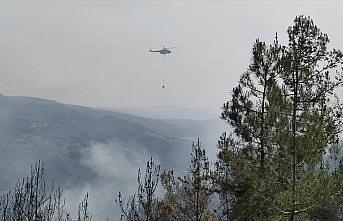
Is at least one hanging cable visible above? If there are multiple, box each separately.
[162,54,167,89]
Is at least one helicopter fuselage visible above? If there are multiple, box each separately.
[150,48,172,55]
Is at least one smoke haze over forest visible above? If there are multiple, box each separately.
[1,1,343,221]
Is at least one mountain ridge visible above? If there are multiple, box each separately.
[0,94,226,220]
[0,94,225,186]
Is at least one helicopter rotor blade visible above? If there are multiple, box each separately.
[165,46,177,49]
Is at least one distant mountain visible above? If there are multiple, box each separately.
[113,105,220,120]
[0,94,227,185]
[0,94,227,219]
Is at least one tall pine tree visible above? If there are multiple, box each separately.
[220,15,343,220]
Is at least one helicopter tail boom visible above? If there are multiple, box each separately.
[149,48,159,53]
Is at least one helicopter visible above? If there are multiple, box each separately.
[149,46,176,89]
[149,46,176,55]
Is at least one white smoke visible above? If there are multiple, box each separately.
[63,140,160,221]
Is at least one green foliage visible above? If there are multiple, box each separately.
[220,15,343,220]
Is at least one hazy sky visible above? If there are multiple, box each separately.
[1,1,343,111]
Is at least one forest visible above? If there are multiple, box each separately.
[1,15,343,221]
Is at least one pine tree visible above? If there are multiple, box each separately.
[215,133,242,221]
[0,161,73,221]
[276,15,343,220]
[116,158,161,221]
[161,139,216,221]
[220,32,285,220]
[220,15,343,220]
